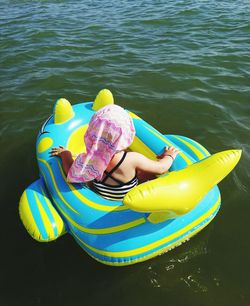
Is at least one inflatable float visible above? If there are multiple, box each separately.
[19,89,241,266]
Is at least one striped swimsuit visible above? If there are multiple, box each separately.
[93,152,138,200]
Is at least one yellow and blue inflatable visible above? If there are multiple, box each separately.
[19,89,241,266]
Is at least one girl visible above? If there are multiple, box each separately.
[50,104,180,200]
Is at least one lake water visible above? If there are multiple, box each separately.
[1,1,250,305]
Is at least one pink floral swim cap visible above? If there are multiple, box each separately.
[67,104,135,183]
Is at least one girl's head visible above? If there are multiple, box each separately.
[85,104,135,154]
[67,104,135,183]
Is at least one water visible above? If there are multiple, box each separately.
[1,1,250,305]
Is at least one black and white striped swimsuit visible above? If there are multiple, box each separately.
[93,152,138,200]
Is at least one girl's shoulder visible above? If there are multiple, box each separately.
[126,151,147,163]
[126,151,143,158]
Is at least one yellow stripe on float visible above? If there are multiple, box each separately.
[39,186,66,237]
[64,210,146,235]
[19,191,41,241]
[128,111,142,120]
[144,126,193,165]
[174,136,208,160]
[72,195,220,258]
[196,143,210,156]
[56,160,128,212]
[38,158,79,214]
[66,124,88,156]
[37,137,53,154]
[34,192,54,239]
[40,169,146,235]
[129,136,157,160]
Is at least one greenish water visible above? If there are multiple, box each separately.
[1,1,250,305]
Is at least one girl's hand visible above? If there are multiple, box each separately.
[50,146,67,157]
[157,146,180,160]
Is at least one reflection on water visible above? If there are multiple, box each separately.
[146,230,211,292]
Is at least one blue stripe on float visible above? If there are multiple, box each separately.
[166,135,201,162]
[168,135,210,159]
[133,120,166,155]
[38,160,79,215]
[69,187,221,264]
[39,186,58,237]
[133,119,191,169]
[71,203,220,265]
[27,190,48,240]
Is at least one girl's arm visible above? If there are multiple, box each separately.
[132,146,180,175]
[50,146,74,175]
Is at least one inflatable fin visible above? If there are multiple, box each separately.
[54,98,74,124]
[19,178,66,242]
[92,89,114,111]
[124,149,242,217]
